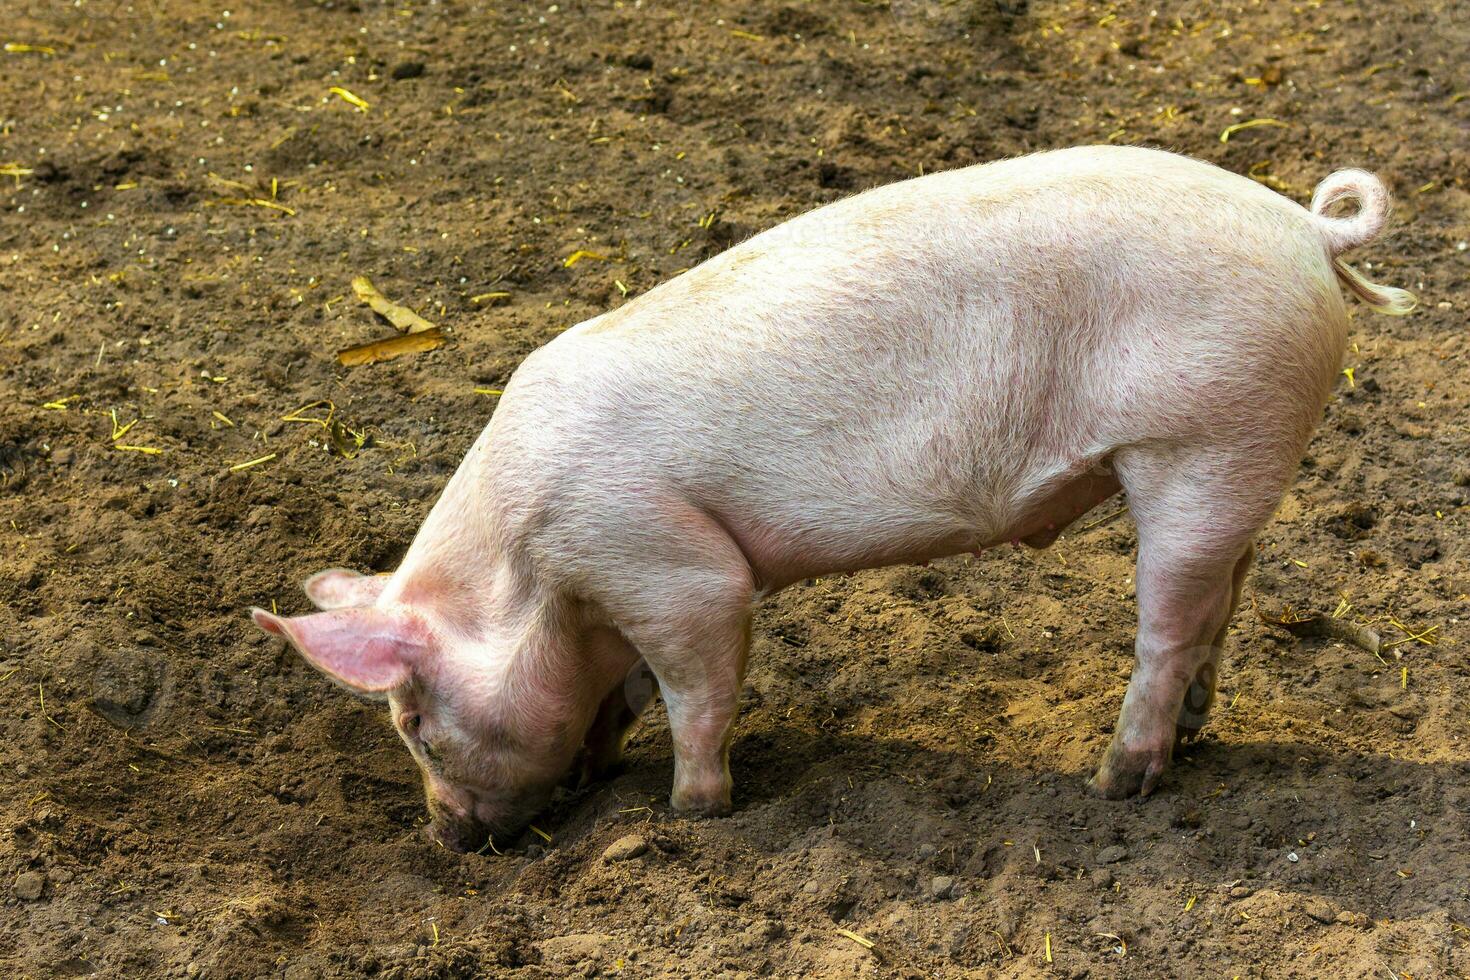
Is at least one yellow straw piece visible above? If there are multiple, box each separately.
[330,86,370,111]
[230,453,277,471]
[207,197,296,216]
[563,249,606,268]
[1220,118,1289,142]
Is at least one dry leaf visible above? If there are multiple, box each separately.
[337,327,444,366]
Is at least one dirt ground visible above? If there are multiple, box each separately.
[2,0,1467,977]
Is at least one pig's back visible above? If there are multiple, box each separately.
[504,145,1345,580]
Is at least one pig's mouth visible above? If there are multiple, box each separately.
[424,797,515,853]
[426,815,495,854]
[424,788,554,854]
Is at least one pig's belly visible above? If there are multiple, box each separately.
[715,464,1122,593]
[1000,466,1122,549]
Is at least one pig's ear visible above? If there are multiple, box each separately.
[251,606,427,692]
[302,568,389,611]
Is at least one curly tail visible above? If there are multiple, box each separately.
[1310,169,1417,316]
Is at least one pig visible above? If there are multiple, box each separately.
[251,145,1415,851]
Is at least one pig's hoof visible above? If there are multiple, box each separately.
[1087,743,1170,800]
[670,787,733,819]
[571,747,626,789]
[672,798,733,819]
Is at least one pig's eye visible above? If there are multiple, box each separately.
[402,713,422,736]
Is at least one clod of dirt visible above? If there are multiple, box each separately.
[1357,548,1388,568]
[14,870,46,901]
[601,834,649,863]
[1326,503,1378,540]
[390,60,426,80]
[538,933,614,965]
[929,875,955,899]
[1304,898,1337,924]
[742,918,786,944]
[1096,845,1129,865]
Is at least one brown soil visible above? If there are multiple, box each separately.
[2,1,1467,977]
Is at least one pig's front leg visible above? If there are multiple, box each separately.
[576,659,660,786]
[591,504,756,817]
[644,610,751,816]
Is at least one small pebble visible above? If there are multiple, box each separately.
[1096,845,1128,865]
[390,61,426,80]
[601,834,649,863]
[14,871,46,901]
[930,875,955,899]
[1287,851,1300,863]
[1091,868,1114,889]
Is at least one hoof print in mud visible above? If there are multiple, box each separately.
[0,440,38,492]
[89,649,172,729]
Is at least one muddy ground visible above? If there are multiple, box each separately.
[2,0,1468,977]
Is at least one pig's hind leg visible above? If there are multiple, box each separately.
[1089,447,1279,799]
[1175,546,1252,744]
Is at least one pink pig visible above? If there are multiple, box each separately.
[253,145,1414,851]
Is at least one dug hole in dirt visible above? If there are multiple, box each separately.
[1,1,1467,977]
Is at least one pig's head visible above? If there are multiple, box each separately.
[250,568,606,852]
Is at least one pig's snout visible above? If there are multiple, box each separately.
[422,787,547,854]
[424,813,491,854]
[422,789,499,853]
